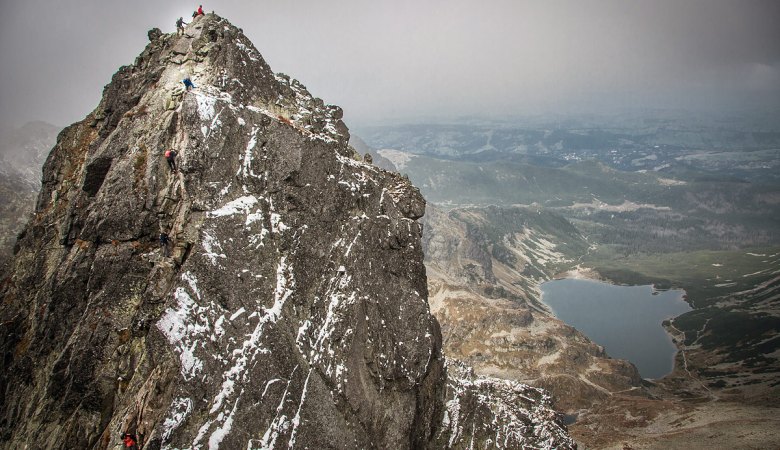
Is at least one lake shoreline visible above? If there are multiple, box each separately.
[540,277,691,380]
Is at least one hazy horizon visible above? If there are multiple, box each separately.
[1,0,778,129]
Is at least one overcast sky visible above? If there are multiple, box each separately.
[1,0,778,128]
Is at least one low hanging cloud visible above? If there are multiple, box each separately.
[1,0,778,127]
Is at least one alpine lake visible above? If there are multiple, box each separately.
[540,278,691,379]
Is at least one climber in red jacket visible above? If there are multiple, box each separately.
[121,432,139,450]
[165,149,177,172]
[192,5,205,19]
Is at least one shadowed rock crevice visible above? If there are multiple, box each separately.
[82,157,113,196]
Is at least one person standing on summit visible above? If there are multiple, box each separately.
[176,17,186,35]
[197,5,204,15]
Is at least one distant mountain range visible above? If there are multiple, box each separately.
[354,118,780,448]
[0,121,59,272]
[355,120,780,257]
[358,118,780,183]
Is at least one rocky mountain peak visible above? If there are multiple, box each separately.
[0,13,574,449]
[94,13,347,145]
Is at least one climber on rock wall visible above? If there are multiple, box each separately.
[182,78,195,91]
[121,432,139,450]
[159,232,171,257]
[165,149,177,172]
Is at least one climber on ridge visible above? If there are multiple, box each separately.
[120,432,139,450]
[159,232,171,257]
[198,5,205,15]
[182,77,195,91]
[176,17,186,35]
[165,149,177,172]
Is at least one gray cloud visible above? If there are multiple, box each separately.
[1,0,778,127]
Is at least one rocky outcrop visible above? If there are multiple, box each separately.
[437,361,575,449]
[0,13,573,450]
[349,135,398,172]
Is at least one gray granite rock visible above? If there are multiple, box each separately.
[0,13,573,450]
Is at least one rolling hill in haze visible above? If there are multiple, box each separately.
[357,117,780,448]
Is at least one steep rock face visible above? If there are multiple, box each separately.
[1,14,439,449]
[436,361,574,449]
[0,14,574,450]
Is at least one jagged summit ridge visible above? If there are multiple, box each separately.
[0,13,574,449]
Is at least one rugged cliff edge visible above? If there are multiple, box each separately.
[0,14,574,449]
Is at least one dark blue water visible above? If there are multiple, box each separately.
[540,278,691,379]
